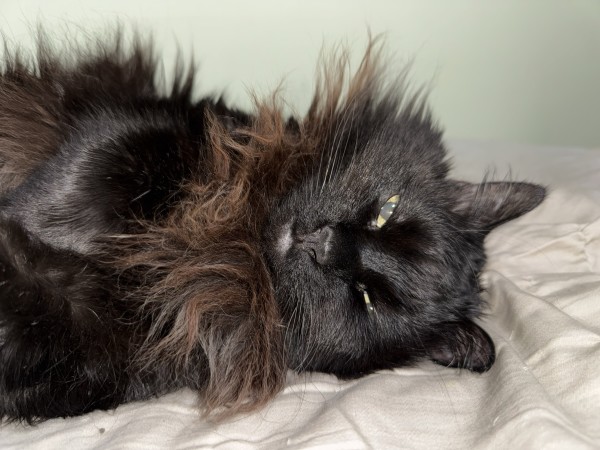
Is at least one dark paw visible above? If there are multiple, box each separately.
[428,320,496,373]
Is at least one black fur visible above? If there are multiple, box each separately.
[0,35,546,422]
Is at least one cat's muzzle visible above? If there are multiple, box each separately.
[295,226,334,266]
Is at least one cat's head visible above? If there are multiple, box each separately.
[262,45,546,376]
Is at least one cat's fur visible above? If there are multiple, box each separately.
[0,34,545,423]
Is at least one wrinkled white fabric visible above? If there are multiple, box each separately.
[1,141,598,449]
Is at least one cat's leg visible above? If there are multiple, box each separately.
[2,108,198,256]
[0,219,131,421]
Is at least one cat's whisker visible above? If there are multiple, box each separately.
[297,294,323,372]
[312,78,340,199]
[325,105,354,188]
[341,133,367,188]
[323,87,359,192]
[336,100,359,175]
[321,109,346,193]
[310,142,325,201]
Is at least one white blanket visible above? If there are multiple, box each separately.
[1,141,599,449]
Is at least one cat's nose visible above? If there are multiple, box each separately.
[295,226,334,265]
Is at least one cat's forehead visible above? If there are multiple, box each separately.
[309,120,449,196]
[273,163,444,236]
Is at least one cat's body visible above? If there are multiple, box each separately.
[0,36,545,422]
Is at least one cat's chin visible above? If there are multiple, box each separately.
[273,222,293,258]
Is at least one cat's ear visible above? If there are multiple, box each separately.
[449,180,545,231]
[428,320,495,373]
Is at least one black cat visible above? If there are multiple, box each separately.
[0,35,545,422]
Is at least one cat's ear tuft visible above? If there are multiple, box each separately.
[428,320,495,373]
[450,180,545,231]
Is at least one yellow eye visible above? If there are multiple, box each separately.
[356,283,375,314]
[362,289,374,314]
[376,195,399,228]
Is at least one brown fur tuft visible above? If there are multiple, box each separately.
[0,43,64,192]
[307,36,385,135]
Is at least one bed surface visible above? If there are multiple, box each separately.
[1,140,599,449]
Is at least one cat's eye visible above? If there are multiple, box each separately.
[356,283,375,314]
[376,194,400,228]
[362,290,374,314]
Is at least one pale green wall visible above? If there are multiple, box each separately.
[1,0,599,148]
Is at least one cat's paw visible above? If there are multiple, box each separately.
[428,320,495,373]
